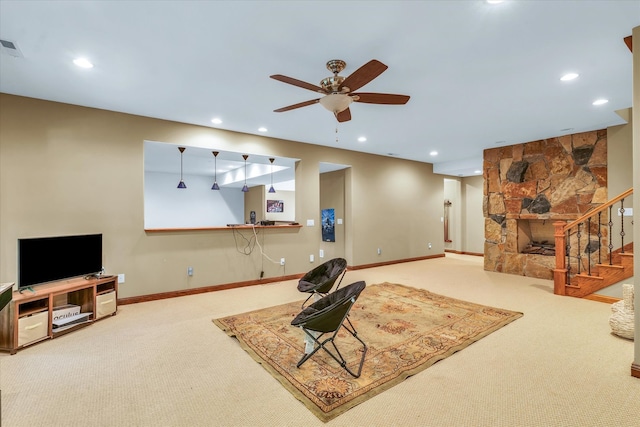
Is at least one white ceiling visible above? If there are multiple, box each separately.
[1,1,638,177]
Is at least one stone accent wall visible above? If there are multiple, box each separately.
[483,130,607,279]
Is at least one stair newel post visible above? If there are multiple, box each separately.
[553,221,568,295]
[619,198,625,253]
[566,229,572,285]
[576,222,582,275]
[608,205,614,265]
[597,211,602,265]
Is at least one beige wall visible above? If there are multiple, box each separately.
[608,118,633,199]
[244,185,264,224]
[0,94,444,298]
[608,120,634,247]
[443,179,461,252]
[461,175,485,254]
[442,175,485,255]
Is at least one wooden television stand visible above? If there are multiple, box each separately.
[0,275,118,354]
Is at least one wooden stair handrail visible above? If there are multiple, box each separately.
[554,187,634,296]
[563,188,633,232]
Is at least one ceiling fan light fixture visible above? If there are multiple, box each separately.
[271,59,409,123]
[319,94,353,113]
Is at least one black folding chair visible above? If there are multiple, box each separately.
[291,280,367,378]
[297,257,347,308]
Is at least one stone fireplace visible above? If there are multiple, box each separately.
[483,130,607,279]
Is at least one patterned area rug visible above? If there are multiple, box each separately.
[213,282,523,422]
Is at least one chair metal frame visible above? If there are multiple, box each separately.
[291,281,367,378]
[297,257,347,308]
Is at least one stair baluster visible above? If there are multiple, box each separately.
[576,222,582,275]
[620,198,625,253]
[566,228,571,286]
[597,211,602,265]
[608,205,614,265]
[552,188,633,297]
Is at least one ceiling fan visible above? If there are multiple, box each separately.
[270,59,410,122]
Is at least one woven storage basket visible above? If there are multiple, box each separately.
[609,284,634,340]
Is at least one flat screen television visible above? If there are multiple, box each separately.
[18,234,103,289]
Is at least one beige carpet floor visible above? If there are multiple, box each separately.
[1,254,639,426]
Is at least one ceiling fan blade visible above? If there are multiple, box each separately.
[274,98,320,112]
[352,92,410,105]
[339,60,388,92]
[270,74,324,93]
[335,108,351,122]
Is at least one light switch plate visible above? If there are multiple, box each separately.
[337,218,343,225]
[306,219,314,226]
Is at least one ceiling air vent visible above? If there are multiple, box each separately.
[0,39,24,57]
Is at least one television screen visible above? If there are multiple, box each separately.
[18,234,103,289]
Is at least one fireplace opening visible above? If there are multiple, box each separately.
[517,219,555,256]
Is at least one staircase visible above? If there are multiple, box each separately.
[553,188,634,298]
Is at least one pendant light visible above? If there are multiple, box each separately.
[268,157,276,193]
[241,154,249,192]
[211,151,220,190]
[177,147,187,189]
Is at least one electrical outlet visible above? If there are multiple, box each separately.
[280,258,285,266]
[187,266,193,276]
[319,249,324,258]
[377,248,381,255]
[117,273,125,283]
[428,242,432,249]
[310,254,314,262]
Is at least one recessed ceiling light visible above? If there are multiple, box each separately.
[474,170,482,174]
[258,127,267,132]
[560,73,579,81]
[211,118,222,125]
[495,140,506,144]
[486,0,504,4]
[357,136,367,142]
[592,99,608,106]
[429,151,438,156]
[73,58,93,69]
